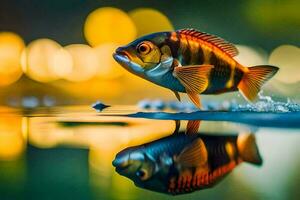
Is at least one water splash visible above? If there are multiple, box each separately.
[137,92,300,113]
[231,92,300,112]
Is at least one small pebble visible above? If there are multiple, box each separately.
[92,101,110,112]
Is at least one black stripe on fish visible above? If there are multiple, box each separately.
[165,32,180,59]
[208,53,232,90]
[233,67,244,87]
[201,135,237,170]
[195,44,204,65]
[179,34,191,66]
[188,39,200,65]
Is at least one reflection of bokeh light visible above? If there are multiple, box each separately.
[269,45,300,83]
[84,7,137,46]
[63,44,100,82]
[0,32,25,86]
[235,45,267,66]
[51,48,73,78]
[29,116,174,150]
[22,38,61,82]
[94,43,125,79]
[0,117,25,160]
[129,8,174,37]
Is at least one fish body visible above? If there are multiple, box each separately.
[113,29,279,108]
[112,132,262,195]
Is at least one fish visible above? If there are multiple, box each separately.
[112,129,262,195]
[113,29,279,108]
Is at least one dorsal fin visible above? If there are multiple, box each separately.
[185,120,201,135]
[177,28,239,57]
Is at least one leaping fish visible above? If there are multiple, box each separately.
[113,29,279,108]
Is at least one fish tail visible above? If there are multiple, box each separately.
[237,133,262,166]
[238,65,279,102]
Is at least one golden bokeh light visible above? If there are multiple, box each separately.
[84,7,137,46]
[269,45,300,83]
[63,44,100,82]
[235,45,267,66]
[0,32,25,86]
[51,48,73,78]
[129,8,174,37]
[22,38,61,82]
[94,43,125,79]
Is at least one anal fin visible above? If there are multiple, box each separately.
[173,120,181,134]
[172,90,181,101]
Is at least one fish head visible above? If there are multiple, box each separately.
[113,32,172,77]
[112,146,156,183]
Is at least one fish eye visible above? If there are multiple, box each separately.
[137,42,151,55]
[136,169,148,180]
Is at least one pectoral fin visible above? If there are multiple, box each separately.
[173,65,213,93]
[173,65,213,108]
[176,138,208,168]
[187,91,201,108]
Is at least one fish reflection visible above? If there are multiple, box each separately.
[112,122,262,195]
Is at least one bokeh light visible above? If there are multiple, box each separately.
[129,8,174,37]
[269,45,300,83]
[51,48,73,78]
[63,44,100,82]
[22,38,61,82]
[84,7,137,46]
[0,32,25,86]
[94,43,125,79]
[235,45,267,67]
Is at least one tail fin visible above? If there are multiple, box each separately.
[238,65,279,102]
[237,133,262,166]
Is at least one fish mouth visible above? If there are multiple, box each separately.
[113,50,144,73]
[113,51,130,63]
[112,155,130,174]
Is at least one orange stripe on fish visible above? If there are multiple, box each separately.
[170,31,179,42]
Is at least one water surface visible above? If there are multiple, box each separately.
[0,106,299,200]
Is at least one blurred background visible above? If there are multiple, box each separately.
[0,1,300,200]
[0,0,299,107]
